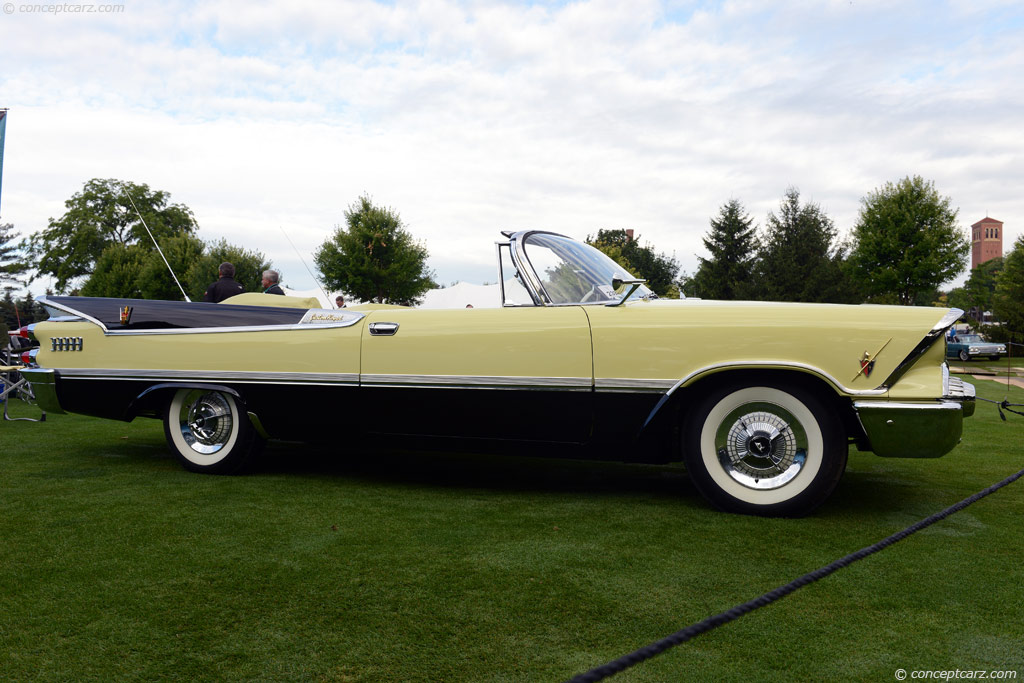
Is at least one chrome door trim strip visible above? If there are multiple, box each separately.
[594,378,677,392]
[360,374,593,390]
[54,368,595,391]
[55,368,360,385]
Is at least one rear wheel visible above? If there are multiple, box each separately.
[683,384,847,516]
[164,389,259,474]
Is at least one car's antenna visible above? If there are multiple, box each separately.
[279,226,332,307]
[122,185,191,302]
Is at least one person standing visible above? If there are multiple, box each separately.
[261,269,285,295]
[204,262,245,303]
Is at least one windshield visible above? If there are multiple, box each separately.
[959,335,981,342]
[521,232,653,305]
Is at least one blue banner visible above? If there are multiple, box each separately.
[0,109,6,217]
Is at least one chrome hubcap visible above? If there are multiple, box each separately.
[179,392,233,454]
[715,403,808,490]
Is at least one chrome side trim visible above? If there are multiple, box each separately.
[878,308,963,390]
[54,368,359,386]
[360,374,592,390]
[106,309,365,335]
[595,378,677,392]
[931,308,965,334]
[51,368,592,391]
[38,296,365,335]
[653,361,889,397]
[38,296,108,332]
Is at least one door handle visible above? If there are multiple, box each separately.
[368,322,400,336]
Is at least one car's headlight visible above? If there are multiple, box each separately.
[969,347,979,353]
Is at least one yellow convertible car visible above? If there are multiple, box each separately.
[23,231,974,516]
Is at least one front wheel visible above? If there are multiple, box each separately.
[958,350,970,362]
[164,388,260,474]
[683,384,847,516]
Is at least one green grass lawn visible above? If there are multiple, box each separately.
[2,380,1023,682]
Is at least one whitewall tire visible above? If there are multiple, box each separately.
[684,384,847,516]
[164,388,257,474]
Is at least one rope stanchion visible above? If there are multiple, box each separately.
[564,465,1024,683]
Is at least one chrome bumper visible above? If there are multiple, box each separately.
[18,368,66,414]
[854,379,975,458]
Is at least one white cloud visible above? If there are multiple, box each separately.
[1,0,1022,294]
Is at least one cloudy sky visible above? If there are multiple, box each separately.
[1,0,1022,294]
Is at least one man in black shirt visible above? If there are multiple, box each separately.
[204,262,245,303]
[261,269,285,295]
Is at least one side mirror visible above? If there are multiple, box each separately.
[608,277,647,307]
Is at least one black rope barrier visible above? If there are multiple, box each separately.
[564,464,1024,683]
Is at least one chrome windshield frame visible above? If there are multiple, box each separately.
[501,230,650,307]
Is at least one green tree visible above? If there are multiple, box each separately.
[25,178,198,292]
[947,257,1003,322]
[80,244,147,298]
[314,195,436,306]
[991,237,1024,345]
[586,229,681,298]
[688,199,759,299]
[0,289,43,333]
[183,238,271,301]
[1,288,15,335]
[848,175,968,305]
[1,222,26,288]
[753,187,855,303]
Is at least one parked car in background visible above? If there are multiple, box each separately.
[946,333,1006,362]
[21,230,975,516]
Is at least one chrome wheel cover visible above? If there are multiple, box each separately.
[714,402,808,490]
[178,391,234,455]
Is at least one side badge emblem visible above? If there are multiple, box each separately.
[853,338,892,381]
[859,352,876,378]
[119,305,133,326]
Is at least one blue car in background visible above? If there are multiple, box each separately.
[947,333,1006,362]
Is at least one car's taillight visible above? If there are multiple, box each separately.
[18,325,30,338]
[21,350,33,365]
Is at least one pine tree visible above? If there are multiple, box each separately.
[689,199,759,299]
[753,188,855,303]
[1,222,25,288]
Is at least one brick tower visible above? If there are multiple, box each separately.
[971,217,1003,270]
